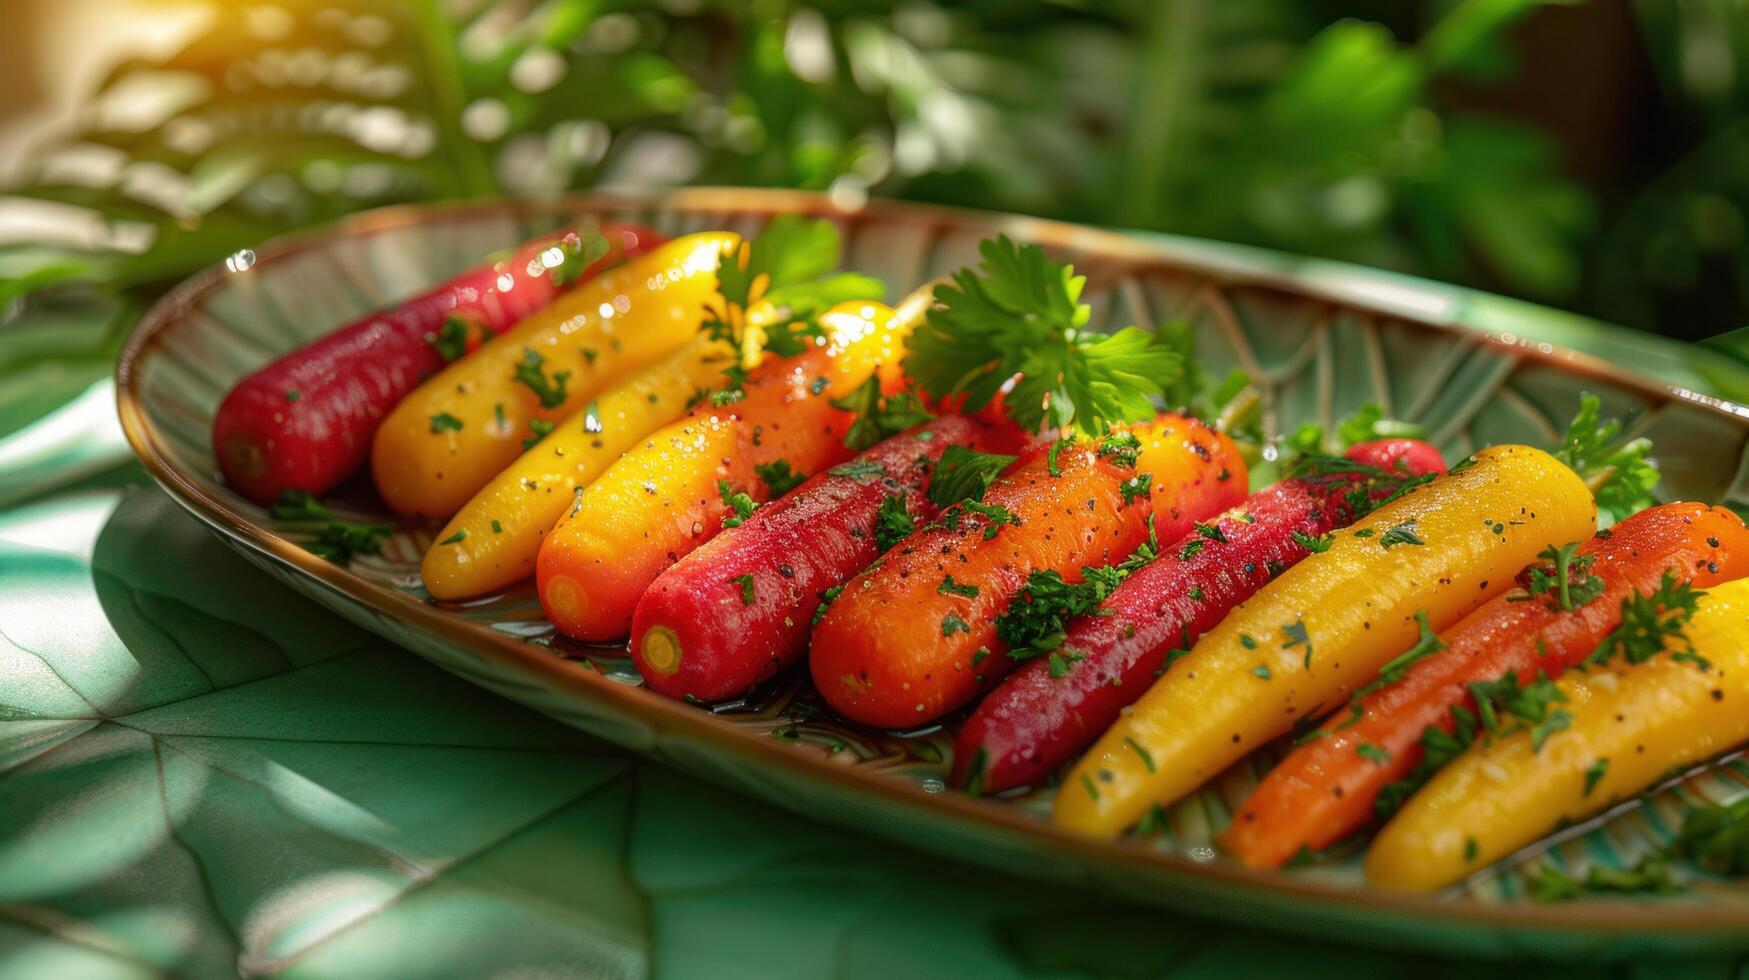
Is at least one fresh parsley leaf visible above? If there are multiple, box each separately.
[755,460,806,497]
[829,459,887,482]
[513,347,570,409]
[272,489,331,521]
[904,235,1180,435]
[1292,529,1335,553]
[1096,432,1142,468]
[997,567,1117,660]
[875,494,915,550]
[1468,669,1570,751]
[271,491,392,563]
[430,412,464,433]
[830,375,934,451]
[1119,472,1152,506]
[1357,743,1390,764]
[1046,437,1072,477]
[1375,705,1480,820]
[1555,392,1659,525]
[942,612,971,637]
[926,445,1017,507]
[1583,757,1610,798]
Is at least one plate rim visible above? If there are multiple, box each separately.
[114,187,1749,941]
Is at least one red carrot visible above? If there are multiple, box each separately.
[811,414,1248,729]
[212,225,658,503]
[1219,500,1749,868]
[630,414,1028,702]
[950,439,1446,794]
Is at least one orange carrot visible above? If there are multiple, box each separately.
[1220,501,1749,868]
[535,300,911,641]
[810,414,1246,729]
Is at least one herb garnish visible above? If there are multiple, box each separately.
[926,445,1017,507]
[1352,610,1446,700]
[755,460,806,497]
[1378,520,1425,549]
[513,347,570,409]
[429,316,473,362]
[904,235,1180,435]
[429,412,464,433]
[942,612,971,637]
[875,494,915,550]
[270,490,392,563]
[718,479,758,528]
[830,376,934,451]
[731,573,756,606]
[1292,529,1335,553]
[938,575,980,599]
[1583,757,1610,798]
[1586,572,1703,667]
[1048,649,1088,678]
[521,418,553,449]
[1514,541,1606,612]
[1555,392,1659,525]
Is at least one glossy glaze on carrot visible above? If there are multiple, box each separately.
[952,438,1446,794]
[632,414,1026,702]
[1220,501,1749,868]
[811,414,1247,729]
[214,226,654,504]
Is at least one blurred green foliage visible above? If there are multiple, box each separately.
[0,0,1744,352]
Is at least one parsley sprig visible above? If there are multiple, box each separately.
[1555,392,1659,524]
[702,215,886,400]
[1512,542,1606,613]
[926,445,1017,508]
[1585,572,1703,667]
[904,236,1180,436]
[831,376,934,451]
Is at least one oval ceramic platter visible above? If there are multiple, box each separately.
[117,189,1749,958]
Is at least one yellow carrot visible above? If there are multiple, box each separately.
[419,335,735,600]
[372,232,737,518]
[1367,577,1749,893]
[1052,445,1596,839]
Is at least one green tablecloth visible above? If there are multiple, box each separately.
[0,384,1736,979]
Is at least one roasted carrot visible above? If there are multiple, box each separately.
[952,438,1446,795]
[372,232,736,519]
[420,334,735,601]
[1367,577,1749,893]
[1221,501,1749,868]
[213,226,654,504]
[811,414,1247,729]
[1053,445,1596,839]
[631,414,1028,702]
[536,300,913,641]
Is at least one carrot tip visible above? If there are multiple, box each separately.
[639,625,683,676]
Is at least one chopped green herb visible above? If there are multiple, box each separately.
[440,530,467,545]
[875,494,915,550]
[1281,619,1312,668]
[718,479,758,528]
[732,573,756,606]
[942,612,971,637]
[512,347,570,409]
[1252,664,1272,680]
[1583,757,1610,798]
[755,460,806,497]
[429,316,472,362]
[1291,529,1335,553]
[430,412,464,433]
[1048,649,1087,678]
[813,584,845,626]
[283,389,300,402]
[1353,610,1446,700]
[1379,520,1425,549]
[1047,437,1072,477]
[927,445,1018,507]
[521,418,554,449]
[938,575,980,598]
[1518,541,1606,613]
[490,520,504,534]
[1357,743,1390,764]
[1179,538,1206,561]
[829,459,886,482]
[830,375,934,451]
[1119,472,1152,506]
[1194,521,1227,544]
[1096,432,1142,468]
[1587,572,1703,667]
[1123,736,1156,773]
[1239,634,1258,650]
